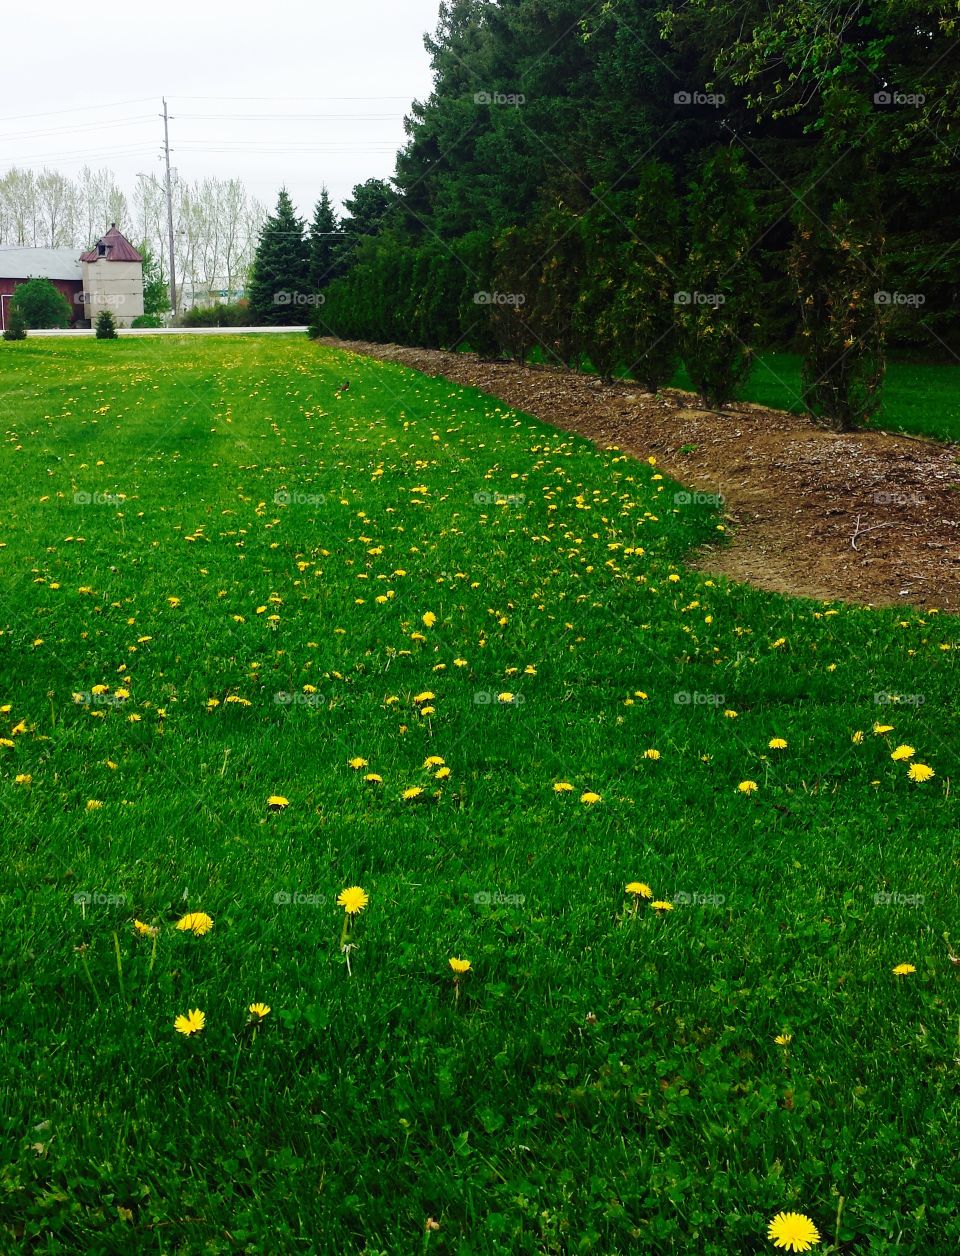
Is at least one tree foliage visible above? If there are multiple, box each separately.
[10,278,72,329]
[247,190,310,325]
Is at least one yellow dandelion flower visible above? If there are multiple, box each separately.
[625,882,653,899]
[86,799,103,811]
[907,763,934,782]
[774,1033,792,1046]
[890,744,915,761]
[737,780,758,795]
[133,919,158,937]
[768,738,788,750]
[873,723,894,735]
[14,773,32,786]
[497,692,515,704]
[413,691,435,704]
[176,912,214,937]
[851,730,864,744]
[174,1008,205,1036]
[650,900,674,912]
[642,748,661,760]
[267,795,289,810]
[248,1003,271,1020]
[422,612,437,628]
[553,781,574,793]
[434,766,451,780]
[419,706,435,717]
[337,886,369,915]
[767,1211,820,1252]
[723,709,738,719]
[580,791,602,804]
[424,756,445,768]
[448,957,472,974]
[348,757,369,770]
[364,772,383,784]
[892,962,916,976]
[402,786,423,800]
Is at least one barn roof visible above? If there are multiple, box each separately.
[81,224,142,263]
[0,247,83,280]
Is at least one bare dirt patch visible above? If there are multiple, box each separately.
[321,338,960,613]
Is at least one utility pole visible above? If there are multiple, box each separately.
[162,98,177,316]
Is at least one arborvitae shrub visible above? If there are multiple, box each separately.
[678,146,758,407]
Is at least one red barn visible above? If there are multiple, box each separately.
[0,247,85,329]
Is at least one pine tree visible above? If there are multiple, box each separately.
[95,309,118,339]
[248,189,310,325]
[309,189,342,291]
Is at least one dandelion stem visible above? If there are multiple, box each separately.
[112,931,126,1003]
[834,1195,845,1247]
[147,931,158,980]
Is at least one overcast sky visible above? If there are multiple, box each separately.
[1,0,443,217]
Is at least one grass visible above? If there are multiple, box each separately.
[1,334,958,1255]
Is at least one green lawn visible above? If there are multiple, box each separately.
[1,335,958,1255]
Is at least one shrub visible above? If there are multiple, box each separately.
[677,146,759,408]
[574,194,629,380]
[528,204,585,368]
[95,310,118,339]
[180,301,250,328]
[9,277,72,329]
[132,313,164,329]
[490,227,538,361]
[2,306,27,341]
[788,87,885,430]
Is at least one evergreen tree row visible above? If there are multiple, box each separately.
[311,145,883,429]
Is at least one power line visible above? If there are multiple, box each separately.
[0,116,157,144]
[0,97,156,124]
